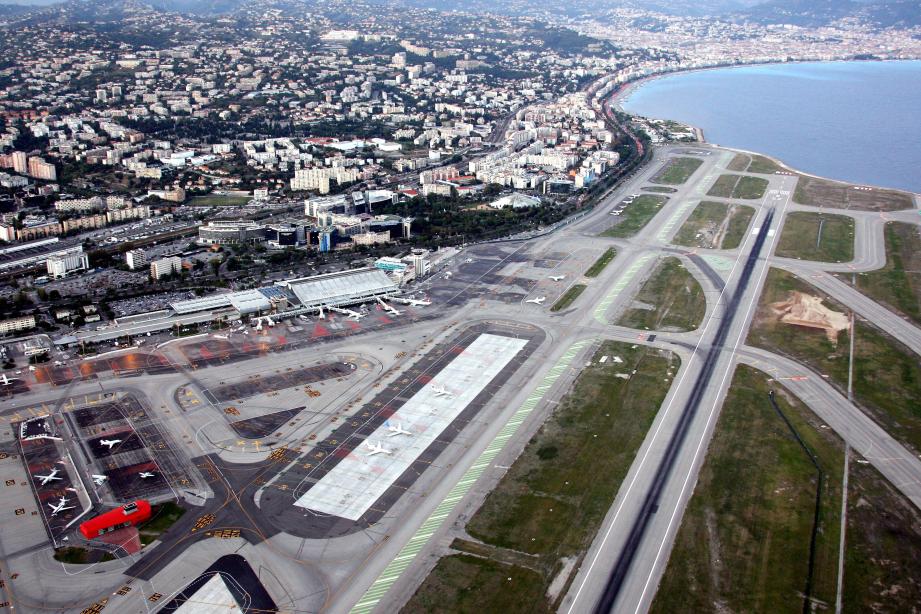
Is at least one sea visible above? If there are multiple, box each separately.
[620,60,921,194]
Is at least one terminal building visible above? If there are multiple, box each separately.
[278,268,398,310]
[66,267,401,344]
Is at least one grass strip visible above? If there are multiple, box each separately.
[550,284,586,312]
[585,247,616,278]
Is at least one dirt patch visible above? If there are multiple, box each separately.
[794,175,914,212]
[770,291,850,345]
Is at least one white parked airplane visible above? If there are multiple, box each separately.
[35,469,62,485]
[365,441,392,456]
[386,423,412,438]
[99,439,122,450]
[0,374,18,386]
[526,296,547,305]
[48,497,74,516]
[376,298,401,316]
[430,384,453,398]
[549,275,565,282]
[92,475,108,486]
[333,307,365,321]
[390,297,432,307]
[139,471,155,479]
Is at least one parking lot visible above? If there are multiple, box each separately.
[68,395,177,502]
[16,419,82,541]
[204,361,354,404]
[110,290,197,318]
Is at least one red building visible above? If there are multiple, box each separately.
[79,500,152,539]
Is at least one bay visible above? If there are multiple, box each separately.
[620,60,921,194]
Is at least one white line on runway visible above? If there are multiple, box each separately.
[631,185,793,613]
[565,185,792,614]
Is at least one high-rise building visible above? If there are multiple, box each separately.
[27,157,56,181]
[125,249,147,271]
[318,230,333,252]
[150,256,182,280]
[410,253,429,278]
[46,247,89,279]
[11,151,28,175]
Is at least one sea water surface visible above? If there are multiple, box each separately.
[621,60,921,194]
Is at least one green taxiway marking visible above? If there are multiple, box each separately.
[349,339,592,614]
[701,254,735,276]
[592,253,654,325]
[656,199,697,243]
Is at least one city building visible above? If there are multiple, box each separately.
[150,255,182,280]
[27,156,56,181]
[147,188,186,203]
[197,220,267,246]
[125,249,147,271]
[17,219,61,241]
[11,151,27,175]
[46,247,89,278]
[0,314,36,336]
[266,224,307,248]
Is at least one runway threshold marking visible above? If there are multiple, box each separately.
[593,254,654,325]
[349,339,593,614]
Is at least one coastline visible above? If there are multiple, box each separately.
[605,59,921,196]
[609,57,921,112]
